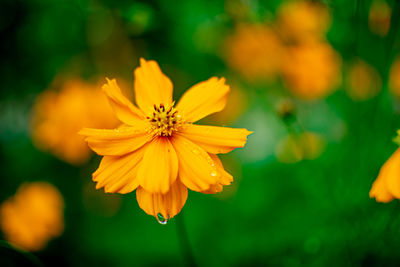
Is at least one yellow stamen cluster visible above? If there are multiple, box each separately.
[147,103,183,136]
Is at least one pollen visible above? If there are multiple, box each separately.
[147,102,183,136]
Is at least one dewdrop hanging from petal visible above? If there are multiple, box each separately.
[80,58,252,223]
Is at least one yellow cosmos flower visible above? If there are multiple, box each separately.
[80,59,252,222]
[31,79,118,165]
[369,148,400,203]
[0,182,64,251]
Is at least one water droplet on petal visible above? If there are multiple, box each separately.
[210,170,218,177]
[157,213,169,225]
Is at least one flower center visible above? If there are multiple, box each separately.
[147,103,183,136]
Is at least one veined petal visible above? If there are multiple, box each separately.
[381,149,400,199]
[137,137,178,194]
[79,127,152,156]
[102,78,145,126]
[202,154,233,194]
[171,135,220,192]
[134,58,173,113]
[136,180,188,219]
[178,124,252,154]
[176,77,229,122]
[369,176,394,203]
[93,147,146,194]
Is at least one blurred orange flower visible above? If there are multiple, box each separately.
[369,0,391,37]
[80,59,252,223]
[277,0,331,43]
[31,79,119,165]
[0,182,64,251]
[346,59,382,101]
[369,147,400,203]
[275,132,325,163]
[224,24,285,82]
[389,57,400,98]
[282,42,342,100]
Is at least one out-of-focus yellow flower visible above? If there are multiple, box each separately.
[31,79,119,165]
[282,42,342,101]
[346,59,382,101]
[224,24,285,82]
[389,57,400,98]
[369,147,400,203]
[275,132,325,163]
[80,59,252,223]
[0,182,64,251]
[369,0,391,37]
[277,0,331,43]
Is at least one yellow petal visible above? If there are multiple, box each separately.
[93,147,146,194]
[178,124,252,154]
[134,58,173,113]
[79,127,152,156]
[209,153,233,185]
[136,180,188,219]
[202,154,233,194]
[137,137,178,194]
[379,148,400,199]
[171,135,220,192]
[102,78,145,126]
[369,176,394,203]
[176,77,229,122]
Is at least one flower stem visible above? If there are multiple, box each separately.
[175,212,197,267]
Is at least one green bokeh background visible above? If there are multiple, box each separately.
[1,0,400,266]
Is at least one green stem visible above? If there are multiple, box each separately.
[175,212,197,267]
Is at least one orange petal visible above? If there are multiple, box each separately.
[379,149,400,199]
[93,147,146,194]
[171,135,220,192]
[79,127,152,156]
[134,58,173,114]
[137,137,178,194]
[176,77,229,122]
[102,78,145,126]
[136,180,188,219]
[369,176,394,203]
[202,154,233,194]
[178,124,252,154]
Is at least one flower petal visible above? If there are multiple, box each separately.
[137,137,178,194]
[79,127,152,156]
[93,147,146,194]
[202,154,233,194]
[102,78,145,126]
[136,180,188,219]
[134,58,173,114]
[176,77,229,122]
[369,176,394,203]
[171,135,220,192]
[380,149,400,199]
[178,124,252,154]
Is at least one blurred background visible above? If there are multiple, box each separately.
[1,0,400,266]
